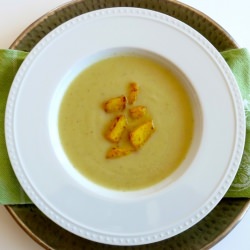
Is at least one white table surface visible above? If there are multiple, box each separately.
[0,0,250,249]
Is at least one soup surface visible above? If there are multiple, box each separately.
[58,55,194,191]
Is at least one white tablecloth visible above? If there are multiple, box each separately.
[0,0,250,249]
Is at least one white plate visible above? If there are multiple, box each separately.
[5,7,245,245]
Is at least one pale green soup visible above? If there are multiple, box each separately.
[59,55,194,191]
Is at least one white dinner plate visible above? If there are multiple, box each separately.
[5,7,245,245]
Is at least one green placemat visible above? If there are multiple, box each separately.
[0,48,249,204]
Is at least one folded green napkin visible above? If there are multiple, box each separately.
[222,49,250,197]
[0,48,250,204]
[0,49,31,204]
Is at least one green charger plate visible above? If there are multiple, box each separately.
[6,0,250,249]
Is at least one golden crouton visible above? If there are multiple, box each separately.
[128,83,139,105]
[129,121,155,149]
[105,115,127,143]
[129,106,146,119]
[103,95,127,113]
[106,146,132,159]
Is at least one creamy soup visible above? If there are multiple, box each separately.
[58,55,194,191]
